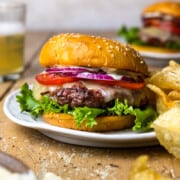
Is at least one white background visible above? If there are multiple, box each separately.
[4,0,167,31]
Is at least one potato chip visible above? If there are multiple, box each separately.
[147,61,180,160]
[147,84,174,114]
[168,90,180,101]
[148,61,180,91]
[129,155,172,180]
[152,104,180,159]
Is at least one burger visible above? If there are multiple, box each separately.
[17,33,156,132]
[118,1,180,53]
[139,1,180,52]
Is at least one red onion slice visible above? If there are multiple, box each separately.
[45,66,142,82]
[46,66,100,74]
[76,72,114,80]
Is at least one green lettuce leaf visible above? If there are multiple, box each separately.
[16,83,41,117]
[69,107,105,128]
[132,107,157,132]
[117,26,145,45]
[107,99,157,131]
[16,83,157,131]
[16,83,68,117]
[108,99,134,115]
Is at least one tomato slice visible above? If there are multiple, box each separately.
[36,73,144,89]
[159,22,180,35]
[95,80,145,89]
[35,73,78,85]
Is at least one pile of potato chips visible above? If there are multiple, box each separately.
[147,61,180,159]
[148,61,180,114]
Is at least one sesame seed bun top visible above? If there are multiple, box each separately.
[142,1,180,18]
[39,33,148,75]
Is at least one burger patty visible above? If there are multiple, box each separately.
[48,81,155,109]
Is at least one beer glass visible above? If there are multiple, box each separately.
[0,1,26,81]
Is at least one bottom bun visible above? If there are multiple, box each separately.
[43,113,135,132]
[131,44,180,54]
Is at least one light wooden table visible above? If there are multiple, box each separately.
[0,31,179,180]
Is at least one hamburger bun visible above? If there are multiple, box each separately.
[142,1,180,18]
[40,33,148,75]
[43,113,135,132]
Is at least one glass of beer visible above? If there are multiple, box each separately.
[0,1,26,81]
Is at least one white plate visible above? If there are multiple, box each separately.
[3,89,158,148]
[114,37,180,67]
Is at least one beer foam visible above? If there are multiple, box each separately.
[0,22,25,35]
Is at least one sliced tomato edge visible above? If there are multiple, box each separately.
[35,73,145,89]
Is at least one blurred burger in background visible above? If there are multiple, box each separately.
[140,1,180,49]
[118,1,180,53]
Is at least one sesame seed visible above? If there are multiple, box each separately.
[125,47,129,51]
[91,35,96,38]
[115,46,120,51]
[97,45,102,49]
[49,40,56,44]
[111,54,115,58]
[109,45,113,49]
